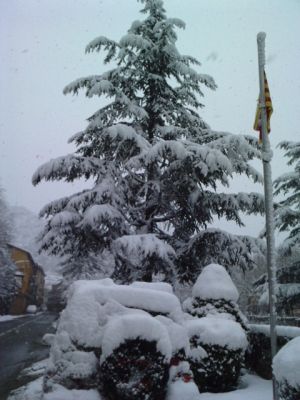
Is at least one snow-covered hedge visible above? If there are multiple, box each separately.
[44,331,99,392]
[44,279,184,398]
[44,275,253,398]
[100,315,171,400]
[273,336,300,400]
[191,263,239,301]
[166,361,200,400]
[155,315,190,362]
[186,317,248,392]
[57,279,181,350]
[183,264,248,331]
[246,324,300,380]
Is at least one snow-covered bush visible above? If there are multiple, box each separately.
[44,330,99,392]
[44,279,184,398]
[274,141,300,259]
[187,317,248,392]
[166,361,200,400]
[247,324,300,380]
[273,336,300,400]
[100,315,171,400]
[183,264,248,331]
[155,315,190,363]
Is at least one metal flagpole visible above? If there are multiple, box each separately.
[256,32,278,400]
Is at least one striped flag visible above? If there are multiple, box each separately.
[253,70,273,143]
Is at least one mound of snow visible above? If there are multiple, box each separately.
[44,385,102,400]
[100,314,172,363]
[58,279,181,348]
[42,333,55,346]
[167,379,200,400]
[273,336,300,388]
[130,281,173,293]
[167,361,200,400]
[192,263,239,302]
[68,279,181,315]
[186,317,248,351]
[155,315,190,355]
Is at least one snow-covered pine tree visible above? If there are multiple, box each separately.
[274,141,300,255]
[273,141,300,314]
[0,185,17,314]
[33,0,264,284]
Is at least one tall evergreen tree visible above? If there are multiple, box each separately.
[274,141,300,255]
[33,0,264,283]
[272,141,300,315]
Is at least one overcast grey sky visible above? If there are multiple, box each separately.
[0,0,299,239]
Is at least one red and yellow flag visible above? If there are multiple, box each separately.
[253,70,273,143]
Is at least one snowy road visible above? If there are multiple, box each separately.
[0,312,57,400]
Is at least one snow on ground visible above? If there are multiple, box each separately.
[7,373,272,400]
[8,377,103,400]
[0,314,26,322]
[200,374,272,399]
[167,361,200,400]
[19,359,49,379]
[7,377,44,400]
[44,385,103,400]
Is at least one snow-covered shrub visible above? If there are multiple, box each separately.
[44,331,99,392]
[155,315,190,363]
[273,336,300,400]
[44,279,185,398]
[187,317,248,393]
[183,264,248,331]
[100,314,171,400]
[166,361,200,400]
[247,324,300,380]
